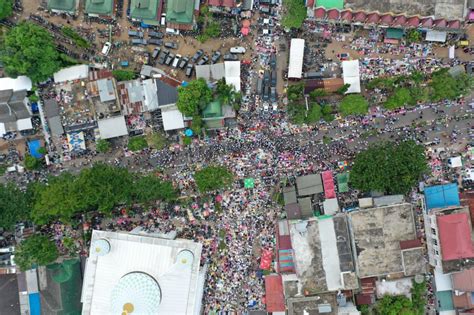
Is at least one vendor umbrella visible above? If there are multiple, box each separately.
[242,19,251,27]
[185,129,193,137]
[241,27,250,36]
[244,178,255,189]
[215,195,223,202]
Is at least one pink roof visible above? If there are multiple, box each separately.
[306,0,315,8]
[208,0,236,7]
[448,20,461,29]
[322,170,336,199]
[420,17,433,27]
[406,16,420,27]
[265,275,285,312]
[366,12,380,24]
[392,15,407,26]
[314,7,326,19]
[341,10,352,22]
[353,11,366,22]
[470,11,474,21]
[260,249,273,270]
[453,269,474,291]
[327,9,340,20]
[380,14,394,24]
[434,18,447,28]
[438,213,474,261]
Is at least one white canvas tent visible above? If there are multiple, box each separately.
[288,39,305,79]
[97,116,128,139]
[224,61,241,92]
[53,65,90,83]
[161,104,185,131]
[0,76,32,92]
[425,30,447,43]
[342,60,361,93]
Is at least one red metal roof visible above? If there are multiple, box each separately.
[327,9,340,20]
[420,17,433,27]
[306,0,315,8]
[322,170,336,199]
[406,16,420,27]
[400,239,423,250]
[438,213,474,261]
[453,269,474,291]
[278,235,292,250]
[366,12,380,24]
[392,15,407,26]
[208,0,236,7]
[380,14,394,24]
[353,11,366,22]
[314,7,326,19]
[340,10,352,22]
[356,294,374,305]
[434,18,447,28]
[448,20,461,29]
[265,275,286,312]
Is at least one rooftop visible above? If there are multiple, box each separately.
[425,183,461,211]
[349,203,416,277]
[85,0,114,15]
[47,0,76,12]
[296,174,323,196]
[81,230,203,315]
[130,0,160,21]
[452,269,474,291]
[437,212,474,261]
[287,294,337,315]
[166,0,195,25]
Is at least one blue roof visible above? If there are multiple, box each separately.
[29,293,41,315]
[424,183,460,211]
[27,140,43,159]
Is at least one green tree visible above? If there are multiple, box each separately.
[287,83,304,101]
[384,87,414,110]
[0,183,31,230]
[337,83,351,95]
[37,147,47,155]
[61,26,90,48]
[146,132,167,150]
[216,78,234,104]
[405,29,422,43]
[96,139,111,153]
[24,154,41,170]
[429,69,473,102]
[306,103,322,123]
[128,136,148,151]
[349,140,429,194]
[287,102,306,124]
[1,22,61,83]
[112,69,136,81]
[0,0,13,20]
[194,166,233,192]
[177,78,212,116]
[339,94,369,116]
[321,105,335,122]
[309,89,327,100]
[281,0,306,29]
[191,115,203,135]
[14,235,59,271]
[132,175,177,203]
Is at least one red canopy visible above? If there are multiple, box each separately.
[340,10,352,22]
[380,14,394,25]
[322,170,336,199]
[241,27,250,36]
[448,20,461,29]
[392,15,407,26]
[327,9,340,20]
[242,19,250,27]
[353,11,366,22]
[406,16,420,27]
[314,7,326,19]
[366,12,379,24]
[434,18,447,28]
[420,17,433,27]
[265,275,285,312]
[260,249,273,270]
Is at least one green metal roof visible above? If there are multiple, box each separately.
[202,101,223,118]
[130,0,160,21]
[386,28,404,39]
[47,0,76,12]
[316,0,344,9]
[336,173,349,193]
[436,291,454,311]
[166,0,194,25]
[46,259,82,315]
[85,0,114,16]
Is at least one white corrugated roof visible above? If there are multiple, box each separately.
[342,60,361,93]
[425,30,447,42]
[0,123,5,136]
[288,39,305,78]
[97,116,128,139]
[0,76,32,92]
[16,118,33,131]
[161,105,185,131]
[224,61,241,92]
[53,65,89,83]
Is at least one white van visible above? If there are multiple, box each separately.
[101,42,112,56]
[165,28,180,35]
[172,54,181,68]
[230,46,246,54]
[160,14,166,26]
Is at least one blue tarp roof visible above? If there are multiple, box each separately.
[29,293,41,315]
[27,140,43,159]
[424,183,460,211]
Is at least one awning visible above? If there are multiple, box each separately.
[260,249,273,270]
[384,38,399,44]
[386,28,404,39]
[425,30,447,42]
[265,275,285,312]
[241,27,249,36]
[322,170,336,198]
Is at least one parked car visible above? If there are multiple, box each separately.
[257,78,263,95]
[271,70,277,87]
[148,31,164,38]
[186,63,194,77]
[165,27,180,35]
[224,53,238,61]
[197,55,209,65]
[259,5,270,14]
[130,38,147,45]
[128,30,144,38]
[160,13,167,26]
[158,49,169,65]
[148,39,163,46]
[179,56,189,69]
[230,46,246,54]
[165,53,175,66]
[152,47,161,59]
[172,54,181,68]
[270,87,276,102]
[270,53,276,67]
[211,51,221,64]
[191,49,204,62]
[164,42,178,49]
[101,42,111,56]
[263,86,270,101]
[264,70,270,84]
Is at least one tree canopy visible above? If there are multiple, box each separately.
[177,78,212,117]
[128,136,148,152]
[0,183,31,230]
[112,69,136,81]
[194,166,233,192]
[96,139,111,153]
[24,154,42,170]
[281,0,306,29]
[339,94,369,116]
[349,140,429,194]
[384,87,415,110]
[146,132,167,150]
[132,175,177,203]
[373,280,427,315]
[429,69,472,102]
[0,0,13,20]
[14,235,59,271]
[1,22,61,83]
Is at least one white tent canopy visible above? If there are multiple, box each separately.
[97,116,128,139]
[342,60,361,93]
[288,39,305,79]
[425,30,447,43]
[0,76,32,92]
[17,118,33,131]
[224,61,241,92]
[448,156,462,168]
[161,104,185,131]
[53,65,90,83]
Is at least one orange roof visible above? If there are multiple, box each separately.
[438,213,474,261]
[453,269,474,291]
[265,275,285,312]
